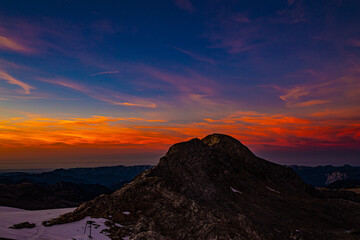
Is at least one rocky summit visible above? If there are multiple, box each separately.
[45,134,360,240]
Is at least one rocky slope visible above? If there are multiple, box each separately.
[45,134,360,240]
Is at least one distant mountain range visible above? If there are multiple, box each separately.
[0,181,112,210]
[0,165,152,210]
[0,165,152,189]
[291,165,360,187]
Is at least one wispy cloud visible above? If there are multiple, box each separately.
[0,35,33,53]
[91,71,120,76]
[0,70,34,94]
[0,14,116,60]
[232,14,251,23]
[274,0,307,24]
[277,68,360,109]
[279,86,310,102]
[141,66,217,96]
[207,11,263,54]
[38,77,156,108]
[292,99,331,107]
[172,47,216,64]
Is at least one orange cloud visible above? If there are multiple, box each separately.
[0,115,174,149]
[293,99,331,107]
[279,86,309,102]
[0,111,358,153]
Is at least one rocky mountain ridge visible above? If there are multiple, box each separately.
[46,134,360,240]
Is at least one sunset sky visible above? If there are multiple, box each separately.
[0,0,359,169]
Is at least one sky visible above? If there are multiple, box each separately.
[0,0,359,169]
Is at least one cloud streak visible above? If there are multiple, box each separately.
[141,66,217,97]
[38,77,157,108]
[172,47,216,64]
[277,68,360,109]
[91,71,120,76]
[0,35,32,53]
[0,70,34,94]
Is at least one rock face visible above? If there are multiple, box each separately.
[46,134,360,240]
[325,172,349,185]
[9,221,36,229]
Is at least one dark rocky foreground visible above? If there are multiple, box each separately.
[45,134,360,240]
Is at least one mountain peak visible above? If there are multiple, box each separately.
[201,133,239,146]
[160,133,254,169]
[152,134,251,189]
[202,133,255,157]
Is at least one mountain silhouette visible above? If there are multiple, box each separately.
[45,134,360,240]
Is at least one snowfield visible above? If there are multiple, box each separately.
[0,206,111,240]
[266,186,280,194]
[230,186,242,194]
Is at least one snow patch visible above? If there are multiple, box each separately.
[122,236,130,240]
[123,211,130,215]
[115,223,124,228]
[0,206,110,240]
[230,186,242,194]
[266,186,280,194]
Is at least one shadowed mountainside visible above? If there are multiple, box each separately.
[0,165,152,210]
[45,134,360,240]
[0,181,112,210]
